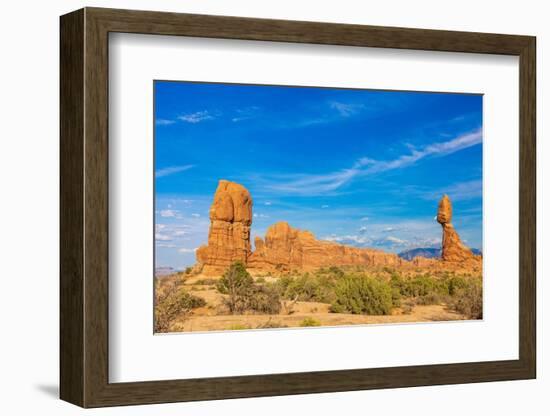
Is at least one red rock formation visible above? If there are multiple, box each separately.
[194,182,481,276]
[248,221,403,272]
[437,195,476,262]
[195,180,253,274]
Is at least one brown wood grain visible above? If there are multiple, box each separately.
[60,7,537,408]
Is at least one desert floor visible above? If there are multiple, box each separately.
[165,276,468,333]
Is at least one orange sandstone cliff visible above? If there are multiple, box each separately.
[195,180,253,275]
[194,180,481,275]
[248,221,403,272]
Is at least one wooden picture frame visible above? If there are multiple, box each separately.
[60,7,536,408]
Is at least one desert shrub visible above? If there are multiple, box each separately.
[450,279,483,319]
[447,276,469,296]
[247,283,281,314]
[255,277,266,284]
[330,275,393,315]
[300,317,321,327]
[227,324,250,330]
[217,262,281,314]
[390,273,450,306]
[216,262,255,313]
[327,266,345,278]
[184,266,193,274]
[401,300,414,315]
[400,275,449,298]
[154,281,206,332]
[277,273,337,304]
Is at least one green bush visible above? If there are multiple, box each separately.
[247,283,281,314]
[217,262,281,314]
[154,282,206,332]
[277,273,337,304]
[216,262,255,313]
[227,324,250,330]
[300,317,321,327]
[330,275,393,315]
[450,279,483,319]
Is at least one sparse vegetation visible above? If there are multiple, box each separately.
[300,317,321,327]
[227,324,250,330]
[330,275,394,315]
[154,278,206,332]
[217,262,281,314]
[449,278,483,319]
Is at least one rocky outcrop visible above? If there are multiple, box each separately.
[195,180,253,275]
[194,181,480,275]
[437,195,476,262]
[248,221,403,272]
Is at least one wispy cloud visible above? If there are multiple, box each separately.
[159,209,181,218]
[178,247,197,254]
[257,128,482,195]
[232,106,260,122]
[155,232,172,241]
[329,101,366,117]
[155,165,194,178]
[178,110,217,123]
[156,118,176,126]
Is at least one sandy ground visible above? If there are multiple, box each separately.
[170,282,467,332]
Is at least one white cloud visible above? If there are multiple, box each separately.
[232,106,260,122]
[178,247,197,254]
[178,110,215,123]
[329,101,366,117]
[385,236,407,245]
[156,118,176,126]
[159,209,180,218]
[383,227,396,232]
[322,234,371,245]
[155,164,194,178]
[359,226,368,234]
[155,233,172,241]
[191,213,201,218]
[321,205,329,208]
[156,243,176,248]
[264,201,272,206]
[258,128,481,195]
[360,217,369,221]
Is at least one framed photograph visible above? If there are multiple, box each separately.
[60,7,536,407]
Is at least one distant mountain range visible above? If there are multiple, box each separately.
[398,247,481,261]
[155,266,177,277]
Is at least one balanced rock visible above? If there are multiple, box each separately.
[437,195,475,262]
[196,180,253,275]
[248,221,403,272]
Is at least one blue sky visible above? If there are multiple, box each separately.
[154,81,482,270]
